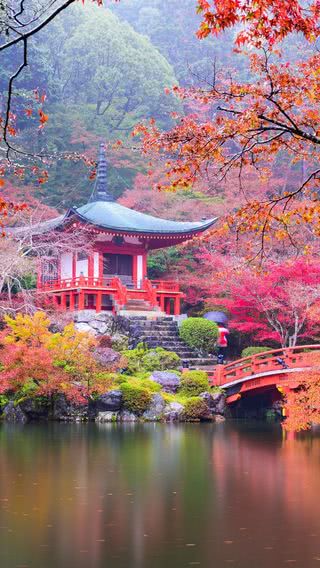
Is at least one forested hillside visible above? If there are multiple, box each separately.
[1,4,181,208]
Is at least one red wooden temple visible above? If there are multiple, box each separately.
[36,144,217,315]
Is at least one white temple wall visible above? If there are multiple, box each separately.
[76,259,88,277]
[93,252,99,278]
[137,255,143,288]
[60,253,73,280]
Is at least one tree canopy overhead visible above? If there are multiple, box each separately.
[134,0,320,259]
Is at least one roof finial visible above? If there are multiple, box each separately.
[89,142,114,202]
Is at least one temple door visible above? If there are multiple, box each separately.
[103,254,133,286]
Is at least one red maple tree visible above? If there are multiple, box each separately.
[206,258,320,347]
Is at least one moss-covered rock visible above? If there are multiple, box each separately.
[120,382,152,415]
[180,370,209,396]
[182,397,211,421]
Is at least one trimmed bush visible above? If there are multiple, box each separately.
[241,346,271,358]
[182,397,211,421]
[180,370,209,396]
[142,347,180,372]
[179,318,218,352]
[123,345,180,374]
[120,383,152,415]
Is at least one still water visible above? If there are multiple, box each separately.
[0,422,319,568]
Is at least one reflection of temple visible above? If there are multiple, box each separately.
[37,144,216,315]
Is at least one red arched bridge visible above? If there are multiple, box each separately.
[211,345,320,404]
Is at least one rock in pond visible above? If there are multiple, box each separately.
[142,393,166,421]
[214,414,226,423]
[96,390,123,412]
[150,371,180,393]
[19,398,49,421]
[200,391,226,415]
[118,410,138,422]
[3,401,28,423]
[96,411,119,423]
[53,395,88,422]
[163,402,184,422]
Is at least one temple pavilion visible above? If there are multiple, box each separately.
[36,144,217,315]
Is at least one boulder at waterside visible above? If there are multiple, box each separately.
[3,401,28,424]
[142,393,166,421]
[118,410,138,422]
[150,371,180,393]
[200,391,226,415]
[163,402,184,422]
[96,411,118,423]
[53,394,88,422]
[96,390,123,412]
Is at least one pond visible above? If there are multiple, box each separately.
[0,422,319,568]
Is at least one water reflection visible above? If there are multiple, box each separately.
[0,422,319,568]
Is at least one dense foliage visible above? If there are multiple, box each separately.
[179,370,209,396]
[179,318,218,352]
[241,347,273,358]
[0,312,116,404]
[182,397,210,421]
[120,382,152,415]
[122,343,181,374]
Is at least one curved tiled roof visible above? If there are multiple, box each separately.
[73,200,217,235]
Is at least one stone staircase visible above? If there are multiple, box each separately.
[123,315,216,370]
[118,298,162,316]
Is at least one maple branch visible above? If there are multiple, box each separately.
[3,36,28,158]
[0,0,76,52]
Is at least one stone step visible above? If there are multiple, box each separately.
[119,310,164,318]
[125,315,170,321]
[132,323,178,330]
[181,358,216,365]
[139,333,180,340]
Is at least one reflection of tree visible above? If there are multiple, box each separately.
[0,423,319,567]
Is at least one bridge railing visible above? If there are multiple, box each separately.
[213,344,320,386]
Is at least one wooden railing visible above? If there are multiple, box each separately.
[38,276,114,291]
[38,276,181,295]
[151,280,180,292]
[143,278,157,307]
[213,344,320,387]
[110,277,128,308]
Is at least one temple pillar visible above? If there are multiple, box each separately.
[72,253,76,284]
[159,295,165,312]
[61,293,67,311]
[143,253,147,279]
[133,255,138,287]
[88,255,94,286]
[96,292,102,313]
[174,296,181,316]
[69,293,75,311]
[78,290,85,310]
[165,298,171,315]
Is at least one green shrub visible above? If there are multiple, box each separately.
[180,370,209,396]
[182,397,211,421]
[241,346,271,358]
[139,378,162,392]
[142,347,180,372]
[113,374,129,386]
[0,394,9,409]
[179,318,218,352]
[120,382,152,415]
[123,344,180,374]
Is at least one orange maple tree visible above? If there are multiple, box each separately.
[283,351,320,431]
[136,1,320,256]
[196,1,320,46]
